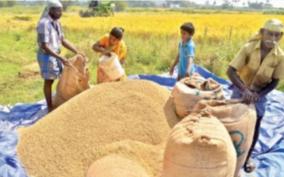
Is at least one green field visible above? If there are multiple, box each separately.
[0,6,284,105]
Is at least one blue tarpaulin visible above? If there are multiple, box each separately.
[0,65,284,177]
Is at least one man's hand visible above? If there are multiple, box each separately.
[60,57,71,66]
[169,67,174,76]
[62,38,79,55]
[252,91,260,102]
[242,89,259,104]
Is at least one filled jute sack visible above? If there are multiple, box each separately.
[162,113,237,177]
[171,74,224,118]
[192,100,257,177]
[87,155,150,177]
[53,54,90,107]
[17,80,175,177]
[97,53,126,83]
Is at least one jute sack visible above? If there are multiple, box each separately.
[97,53,126,83]
[172,74,224,118]
[192,100,257,177]
[162,113,236,177]
[87,154,150,177]
[53,54,90,107]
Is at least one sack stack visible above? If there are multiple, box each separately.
[170,75,257,177]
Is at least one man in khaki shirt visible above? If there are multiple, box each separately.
[227,19,284,172]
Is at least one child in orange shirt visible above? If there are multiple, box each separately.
[92,27,127,64]
[92,27,127,83]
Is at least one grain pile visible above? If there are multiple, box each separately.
[17,80,179,177]
[87,154,150,177]
[91,140,165,177]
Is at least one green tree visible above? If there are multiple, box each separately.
[0,1,5,7]
[221,0,233,9]
[0,0,17,7]
[6,0,16,7]
[248,2,264,9]
[62,0,73,11]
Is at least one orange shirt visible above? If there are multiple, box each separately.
[99,34,127,61]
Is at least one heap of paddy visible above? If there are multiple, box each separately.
[17,80,179,177]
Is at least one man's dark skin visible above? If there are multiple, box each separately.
[227,29,282,104]
[227,28,283,172]
[41,7,80,112]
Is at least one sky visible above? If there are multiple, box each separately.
[194,0,284,8]
[23,0,284,8]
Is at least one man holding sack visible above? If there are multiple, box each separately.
[37,0,81,112]
[227,19,284,172]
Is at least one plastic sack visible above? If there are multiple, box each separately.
[97,53,126,83]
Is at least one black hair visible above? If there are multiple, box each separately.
[110,27,125,40]
[180,22,195,35]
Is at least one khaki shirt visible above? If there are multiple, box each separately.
[229,40,284,91]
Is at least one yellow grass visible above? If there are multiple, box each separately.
[2,11,284,42]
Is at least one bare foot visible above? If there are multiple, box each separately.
[244,158,256,173]
[48,106,54,113]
